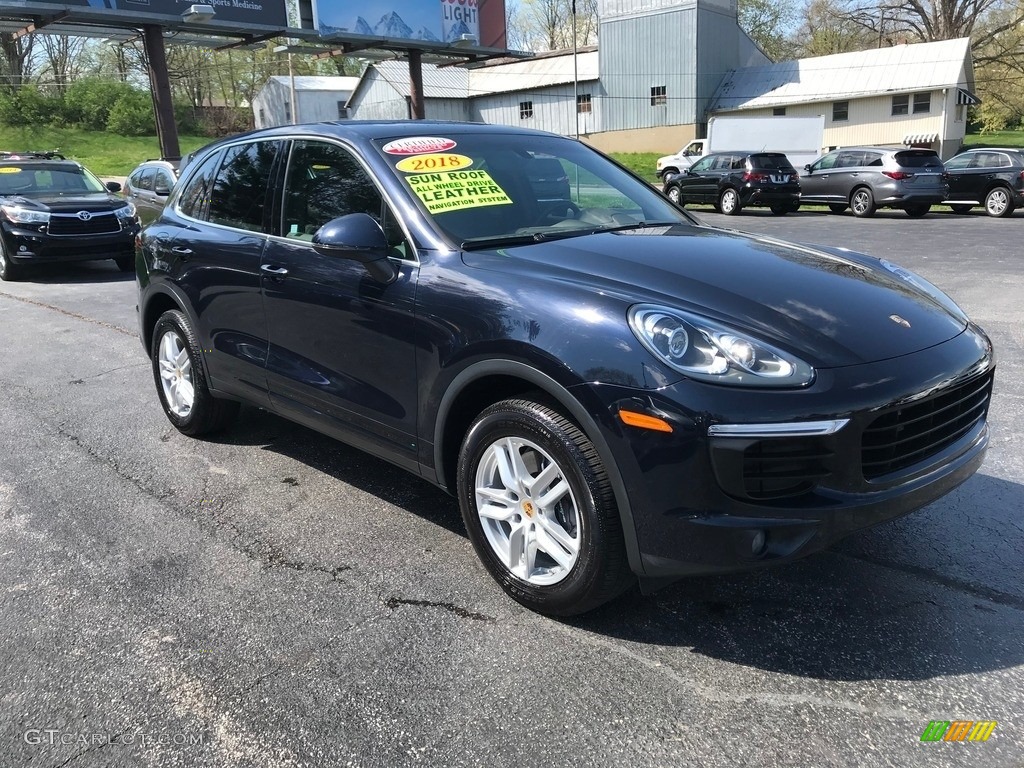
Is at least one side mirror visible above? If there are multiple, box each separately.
[312,213,398,284]
[106,181,122,193]
[804,164,812,173]
[154,184,171,197]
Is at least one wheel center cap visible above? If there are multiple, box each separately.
[522,501,535,518]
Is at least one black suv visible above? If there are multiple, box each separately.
[137,122,992,616]
[662,152,801,215]
[942,148,1024,217]
[0,154,139,281]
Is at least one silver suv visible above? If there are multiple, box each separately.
[800,147,947,218]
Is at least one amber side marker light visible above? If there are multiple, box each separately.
[618,410,673,433]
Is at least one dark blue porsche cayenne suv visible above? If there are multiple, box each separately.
[137,121,994,615]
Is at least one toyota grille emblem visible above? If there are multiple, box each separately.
[77,210,92,221]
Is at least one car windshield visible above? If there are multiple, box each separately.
[375,132,687,247]
[0,164,107,196]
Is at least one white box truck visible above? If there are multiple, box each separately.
[655,115,826,178]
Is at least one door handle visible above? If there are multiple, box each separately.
[261,265,289,277]
[170,245,192,262]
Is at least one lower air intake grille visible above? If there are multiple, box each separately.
[861,370,993,480]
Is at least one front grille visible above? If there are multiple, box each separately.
[742,438,834,500]
[47,211,121,236]
[861,370,993,480]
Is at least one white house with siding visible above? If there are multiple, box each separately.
[252,76,362,128]
[708,38,979,159]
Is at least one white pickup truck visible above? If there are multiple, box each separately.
[656,115,826,178]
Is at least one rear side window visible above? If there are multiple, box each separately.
[132,168,155,192]
[894,151,942,169]
[208,141,282,232]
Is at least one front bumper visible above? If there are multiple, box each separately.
[582,325,994,578]
[1,224,137,264]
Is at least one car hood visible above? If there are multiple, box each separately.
[2,192,125,211]
[461,224,967,369]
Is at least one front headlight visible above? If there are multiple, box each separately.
[878,259,969,324]
[1,204,49,224]
[115,202,137,221]
[628,304,815,387]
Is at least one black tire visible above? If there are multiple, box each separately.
[949,204,972,214]
[456,398,633,616]
[850,187,876,218]
[719,188,742,216]
[0,241,24,281]
[984,186,1015,218]
[151,309,238,436]
[904,204,930,218]
[828,204,847,214]
[769,205,788,216]
[114,254,135,273]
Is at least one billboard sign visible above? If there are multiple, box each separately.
[315,0,506,49]
[17,0,288,28]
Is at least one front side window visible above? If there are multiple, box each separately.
[207,141,281,232]
[154,170,175,195]
[913,92,931,113]
[281,140,405,252]
[832,101,848,122]
[690,155,716,173]
[177,151,221,220]
[943,154,973,170]
[813,153,838,171]
[892,95,909,116]
[651,85,667,106]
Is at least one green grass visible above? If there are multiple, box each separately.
[962,129,1024,149]
[0,126,212,176]
[608,152,662,184]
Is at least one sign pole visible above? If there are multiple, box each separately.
[143,24,181,160]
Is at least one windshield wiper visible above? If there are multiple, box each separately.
[461,228,599,250]
[588,221,682,234]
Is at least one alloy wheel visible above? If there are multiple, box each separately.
[474,435,581,586]
[157,330,195,418]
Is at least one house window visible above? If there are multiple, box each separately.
[650,85,667,106]
[284,102,292,123]
[259,108,265,126]
[519,101,533,119]
[891,94,909,116]
[832,100,848,122]
[773,107,786,116]
[955,104,965,122]
[337,102,349,119]
[913,92,931,113]
[577,93,592,114]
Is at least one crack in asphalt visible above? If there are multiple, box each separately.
[0,289,135,337]
[385,597,496,623]
[51,420,351,584]
[835,550,1024,611]
[50,729,127,768]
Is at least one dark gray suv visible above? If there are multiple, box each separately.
[800,147,947,218]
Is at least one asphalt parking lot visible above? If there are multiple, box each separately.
[1,207,1022,767]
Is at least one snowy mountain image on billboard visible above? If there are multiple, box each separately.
[317,0,451,43]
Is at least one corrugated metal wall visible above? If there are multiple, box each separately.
[695,7,742,126]
[348,70,408,121]
[252,80,289,129]
[599,8,699,130]
[472,84,603,136]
